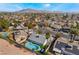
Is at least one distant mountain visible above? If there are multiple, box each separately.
[16,9,72,14]
[17,9,40,13]
[16,8,53,13]
[0,8,78,14]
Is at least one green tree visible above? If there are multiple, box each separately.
[55,32,61,40]
[76,22,79,29]
[13,20,21,26]
[27,23,33,29]
[36,30,42,34]
[0,19,10,30]
[70,28,78,40]
[45,32,50,39]
[70,22,79,42]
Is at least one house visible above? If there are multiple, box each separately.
[52,40,79,55]
[50,22,62,30]
[28,32,48,46]
[59,26,70,33]
[13,25,28,44]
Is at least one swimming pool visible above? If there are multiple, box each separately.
[1,32,9,39]
[25,41,41,51]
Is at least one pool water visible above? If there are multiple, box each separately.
[1,32,9,39]
[25,41,41,51]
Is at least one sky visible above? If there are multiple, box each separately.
[0,3,79,12]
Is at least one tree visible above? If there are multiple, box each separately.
[69,22,79,42]
[13,20,21,26]
[70,28,78,40]
[45,14,50,20]
[36,29,42,34]
[27,23,33,29]
[0,19,10,31]
[76,22,79,29]
[55,32,62,40]
[45,32,50,39]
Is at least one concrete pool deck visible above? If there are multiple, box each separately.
[0,39,36,55]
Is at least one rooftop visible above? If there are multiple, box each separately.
[28,32,47,45]
[53,38,79,55]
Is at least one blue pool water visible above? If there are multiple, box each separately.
[25,41,41,51]
[1,32,9,39]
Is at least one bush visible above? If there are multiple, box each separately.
[36,30,42,34]
[45,32,50,39]
[0,19,10,30]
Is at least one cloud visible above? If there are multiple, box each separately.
[44,4,51,7]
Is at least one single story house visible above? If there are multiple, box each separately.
[13,25,28,44]
[28,32,48,46]
[52,41,79,55]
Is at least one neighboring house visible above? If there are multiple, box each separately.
[59,27,70,33]
[50,23,62,30]
[52,41,79,55]
[28,32,48,46]
[13,25,28,44]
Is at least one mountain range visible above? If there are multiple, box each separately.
[0,8,77,14]
[16,8,53,13]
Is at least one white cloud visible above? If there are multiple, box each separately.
[44,4,51,7]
